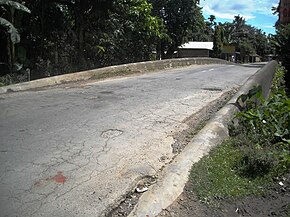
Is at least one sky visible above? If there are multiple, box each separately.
[199,0,280,35]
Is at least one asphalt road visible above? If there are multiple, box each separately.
[0,63,264,217]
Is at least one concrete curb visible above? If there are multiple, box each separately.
[0,58,230,94]
[127,60,278,217]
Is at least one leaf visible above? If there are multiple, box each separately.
[238,94,248,103]
[0,0,31,13]
[0,17,20,43]
[282,139,290,144]
[248,85,262,99]
[96,45,105,54]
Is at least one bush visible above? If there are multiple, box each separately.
[230,66,290,177]
[0,72,29,86]
[234,145,275,179]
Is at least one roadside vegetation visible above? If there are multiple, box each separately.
[189,65,290,208]
[0,0,278,85]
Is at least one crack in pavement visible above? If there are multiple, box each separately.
[0,63,260,217]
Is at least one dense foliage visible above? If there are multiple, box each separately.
[22,0,163,77]
[0,0,205,81]
[218,15,274,62]
[212,25,224,58]
[0,0,279,84]
[231,66,290,177]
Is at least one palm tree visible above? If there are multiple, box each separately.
[208,15,216,27]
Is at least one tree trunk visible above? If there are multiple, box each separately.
[0,30,11,75]
[75,0,86,70]
[10,8,15,68]
[160,41,166,59]
[156,41,161,60]
[40,1,45,58]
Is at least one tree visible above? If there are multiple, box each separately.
[274,24,290,89]
[219,15,271,62]
[188,13,214,42]
[18,0,163,78]
[212,25,224,58]
[208,15,216,27]
[149,0,201,59]
[0,0,30,75]
[252,29,268,57]
[203,15,216,41]
[101,0,163,65]
[221,22,234,44]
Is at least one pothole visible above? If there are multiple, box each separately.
[99,91,114,94]
[85,96,100,100]
[101,129,123,139]
[201,87,223,91]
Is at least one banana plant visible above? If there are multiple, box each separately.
[0,0,30,42]
[0,0,30,73]
[0,17,19,43]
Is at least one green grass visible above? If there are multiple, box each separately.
[189,139,273,207]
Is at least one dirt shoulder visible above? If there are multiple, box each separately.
[158,171,290,217]
[107,90,237,217]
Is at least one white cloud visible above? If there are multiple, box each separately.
[256,25,275,29]
[202,5,255,21]
[199,0,279,20]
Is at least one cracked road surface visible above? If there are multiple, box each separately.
[0,63,263,217]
